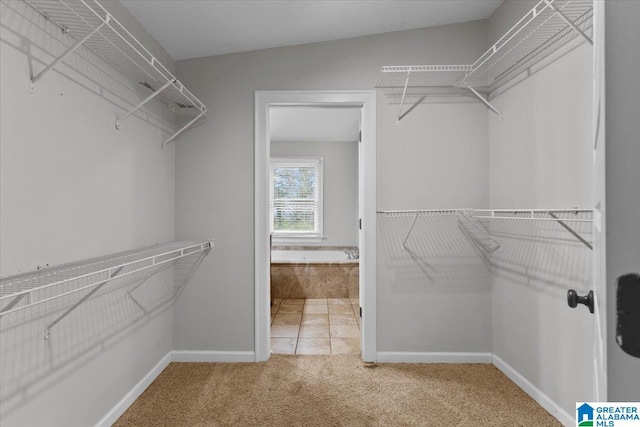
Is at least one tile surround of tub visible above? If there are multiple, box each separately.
[271,264,359,299]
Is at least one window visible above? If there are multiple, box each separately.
[270,158,323,242]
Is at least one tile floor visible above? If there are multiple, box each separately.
[271,298,361,355]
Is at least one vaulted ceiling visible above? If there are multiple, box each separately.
[120,1,503,60]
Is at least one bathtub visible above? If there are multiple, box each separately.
[270,248,359,299]
[271,249,358,264]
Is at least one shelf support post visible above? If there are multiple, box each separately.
[465,85,502,118]
[396,70,411,125]
[546,1,593,46]
[548,212,593,250]
[30,19,108,91]
[162,110,207,147]
[116,79,176,129]
[44,266,123,340]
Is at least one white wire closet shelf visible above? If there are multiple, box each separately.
[377,0,593,121]
[24,0,209,146]
[378,208,593,250]
[0,240,214,338]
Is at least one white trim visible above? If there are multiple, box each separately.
[94,351,171,427]
[255,90,377,362]
[376,351,493,364]
[171,350,255,363]
[492,354,574,427]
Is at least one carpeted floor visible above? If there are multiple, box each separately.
[115,355,561,426]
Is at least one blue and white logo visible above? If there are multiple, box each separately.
[578,403,595,426]
[576,403,640,427]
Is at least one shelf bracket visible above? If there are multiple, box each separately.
[116,79,176,129]
[546,0,593,46]
[459,215,502,254]
[44,266,123,340]
[396,70,411,125]
[30,18,109,92]
[0,293,28,315]
[465,85,502,118]
[401,212,419,251]
[174,250,209,300]
[162,109,207,147]
[548,212,593,250]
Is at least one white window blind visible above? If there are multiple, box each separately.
[270,158,323,239]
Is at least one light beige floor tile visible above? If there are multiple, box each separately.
[331,338,360,354]
[270,314,275,325]
[303,304,328,314]
[270,303,280,314]
[350,298,359,305]
[356,317,361,329]
[271,338,297,354]
[301,314,329,325]
[305,298,328,305]
[271,324,300,338]
[330,323,360,338]
[296,338,331,355]
[278,304,303,314]
[299,324,330,338]
[329,314,357,325]
[272,313,302,325]
[327,298,351,306]
[328,304,355,315]
[280,298,305,306]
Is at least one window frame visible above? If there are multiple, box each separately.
[269,157,324,243]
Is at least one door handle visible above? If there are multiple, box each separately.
[567,289,594,314]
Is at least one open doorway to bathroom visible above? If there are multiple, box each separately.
[268,106,361,355]
[255,91,376,362]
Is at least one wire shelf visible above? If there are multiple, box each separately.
[377,0,593,113]
[0,240,214,319]
[378,208,593,251]
[466,0,593,90]
[377,65,472,89]
[377,209,471,217]
[24,0,209,143]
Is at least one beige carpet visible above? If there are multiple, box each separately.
[115,355,561,426]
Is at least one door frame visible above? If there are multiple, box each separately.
[254,90,377,362]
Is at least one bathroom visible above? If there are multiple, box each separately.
[268,106,362,355]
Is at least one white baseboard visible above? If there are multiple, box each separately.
[95,351,171,427]
[171,350,255,362]
[376,351,493,364]
[492,355,574,427]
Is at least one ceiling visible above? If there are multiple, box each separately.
[120,1,503,60]
[270,107,361,143]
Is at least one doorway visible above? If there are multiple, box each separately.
[254,91,376,362]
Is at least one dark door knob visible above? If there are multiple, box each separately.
[567,289,594,314]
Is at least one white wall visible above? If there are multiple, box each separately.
[0,1,176,425]
[173,21,491,353]
[271,140,358,248]
[487,0,594,419]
